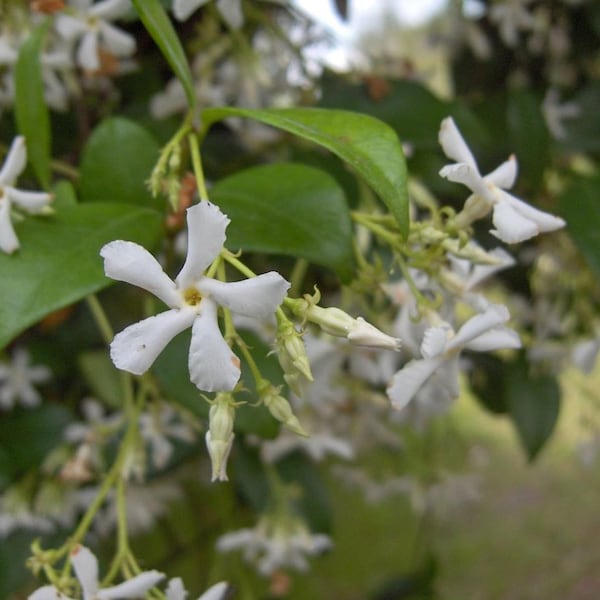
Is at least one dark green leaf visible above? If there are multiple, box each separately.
[507,359,561,461]
[507,89,549,191]
[14,19,52,188]
[53,179,78,210]
[468,354,509,415]
[132,0,195,109]
[211,163,355,281]
[202,106,409,236]
[0,203,163,349]
[0,404,72,477]
[79,117,162,209]
[559,175,600,277]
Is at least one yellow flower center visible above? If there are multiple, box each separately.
[183,286,202,306]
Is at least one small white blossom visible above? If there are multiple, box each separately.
[438,116,565,243]
[173,0,243,29]
[166,578,230,600]
[0,348,52,410]
[101,201,290,392]
[542,88,580,140]
[55,0,136,72]
[387,304,521,412]
[28,545,164,600]
[0,137,53,254]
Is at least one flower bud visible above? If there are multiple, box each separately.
[275,315,313,395]
[261,383,308,437]
[206,393,236,482]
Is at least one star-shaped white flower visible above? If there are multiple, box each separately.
[173,0,243,29]
[29,544,164,600]
[0,348,52,410]
[387,304,521,411]
[101,201,290,392]
[438,116,565,244]
[0,136,53,254]
[55,0,136,71]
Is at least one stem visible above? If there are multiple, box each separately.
[50,159,79,180]
[289,258,308,296]
[85,294,114,346]
[188,133,210,200]
[222,251,257,278]
[351,211,402,249]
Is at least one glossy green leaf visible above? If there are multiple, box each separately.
[507,89,549,191]
[210,163,355,281]
[14,19,51,188]
[559,175,600,276]
[202,106,409,236]
[507,359,561,461]
[132,0,195,109]
[0,203,163,349]
[79,117,162,209]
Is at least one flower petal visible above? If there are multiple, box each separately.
[101,241,181,308]
[188,299,240,391]
[173,0,210,21]
[438,117,478,170]
[490,201,539,243]
[55,14,88,40]
[387,357,444,411]
[28,586,72,600]
[77,31,100,71]
[98,22,136,57]
[420,326,449,358]
[446,304,510,352]
[463,326,521,352]
[176,202,229,289]
[484,155,517,189]
[197,272,290,318]
[216,0,243,28]
[91,0,131,19]
[0,198,19,254]
[70,545,99,600]
[111,309,196,375]
[6,188,52,212]
[0,136,26,185]
[165,578,186,600]
[97,571,165,599]
[199,581,231,600]
[502,192,566,233]
[572,340,600,374]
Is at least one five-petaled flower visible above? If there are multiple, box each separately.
[438,116,565,243]
[101,201,290,392]
[0,136,53,254]
[28,544,164,600]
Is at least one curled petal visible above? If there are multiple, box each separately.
[97,571,165,599]
[387,357,444,411]
[446,304,510,352]
[464,327,521,352]
[111,309,196,375]
[173,0,210,20]
[101,241,181,308]
[197,272,290,318]
[188,299,240,391]
[490,202,539,243]
[6,188,52,212]
[501,192,566,233]
[0,199,19,254]
[70,546,99,600]
[484,155,518,189]
[438,117,478,170]
[98,22,136,57]
[0,136,26,185]
[176,202,229,289]
[439,163,489,199]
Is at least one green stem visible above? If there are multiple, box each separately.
[85,294,114,346]
[188,133,210,200]
[222,251,257,278]
[289,258,308,296]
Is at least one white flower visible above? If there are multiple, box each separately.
[55,0,136,71]
[101,201,290,392]
[542,87,580,140]
[28,545,164,600]
[217,515,332,575]
[438,116,565,243]
[166,578,230,600]
[172,0,244,29]
[387,304,521,411]
[0,348,52,410]
[0,136,53,254]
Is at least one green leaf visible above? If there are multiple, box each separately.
[0,203,163,349]
[78,350,122,409]
[53,179,78,210]
[507,359,561,461]
[210,163,355,281]
[507,89,549,191]
[132,0,195,109]
[80,117,162,209]
[14,19,52,188]
[0,404,72,477]
[202,106,409,237]
[559,175,600,277]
